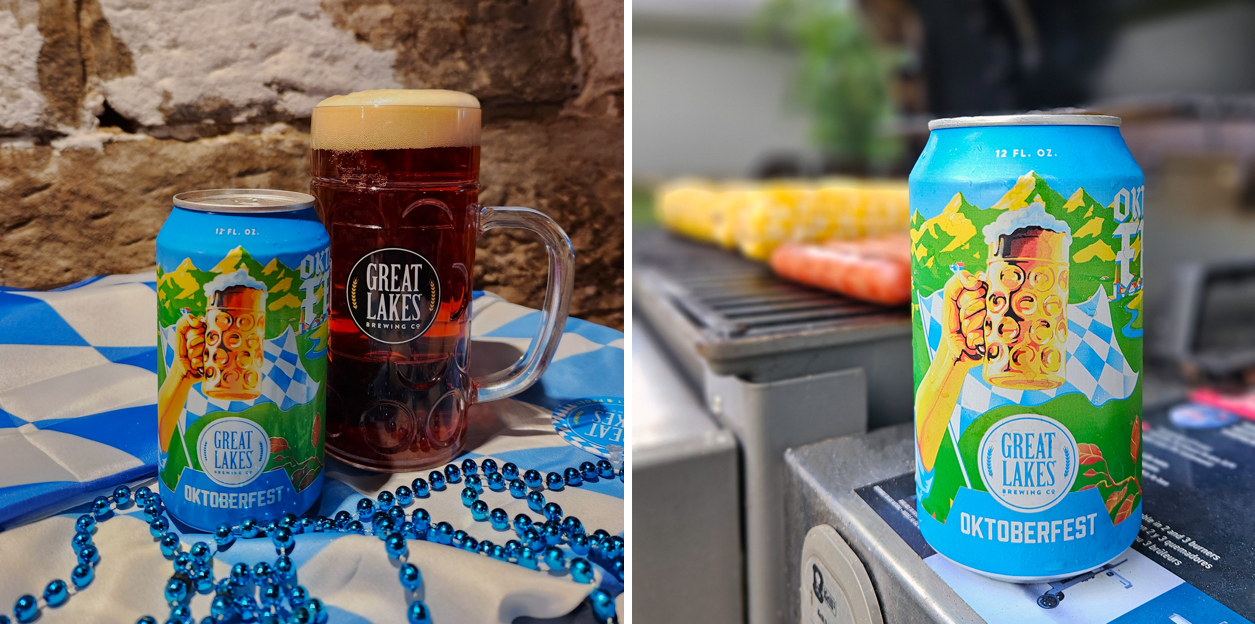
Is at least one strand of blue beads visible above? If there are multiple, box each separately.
[4,458,623,624]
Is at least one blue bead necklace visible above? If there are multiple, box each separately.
[3,457,624,624]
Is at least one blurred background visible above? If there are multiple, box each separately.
[633,1,1255,623]
[0,0,624,329]
[635,0,1255,321]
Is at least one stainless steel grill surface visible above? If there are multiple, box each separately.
[635,228,905,343]
[634,229,912,428]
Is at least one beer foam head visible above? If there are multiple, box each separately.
[317,89,480,109]
[204,269,267,299]
[983,202,1072,245]
[312,89,481,151]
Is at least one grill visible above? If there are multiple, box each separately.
[636,229,901,338]
[634,229,910,396]
[650,266,893,340]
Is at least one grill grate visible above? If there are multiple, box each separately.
[636,230,906,341]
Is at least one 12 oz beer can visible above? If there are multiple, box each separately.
[909,115,1144,581]
[156,190,330,531]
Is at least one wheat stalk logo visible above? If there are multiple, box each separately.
[429,280,436,312]
[351,278,358,309]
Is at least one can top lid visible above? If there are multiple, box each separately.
[173,189,315,213]
[928,114,1121,130]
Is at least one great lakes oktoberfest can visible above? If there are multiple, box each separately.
[909,115,1144,581]
[156,190,330,531]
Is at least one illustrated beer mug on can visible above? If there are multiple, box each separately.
[312,89,575,471]
[980,205,1070,390]
[202,271,268,401]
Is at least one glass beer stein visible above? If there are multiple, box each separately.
[982,225,1069,390]
[202,280,268,401]
[311,89,574,471]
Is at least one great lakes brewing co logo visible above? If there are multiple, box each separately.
[977,414,1078,513]
[346,248,441,343]
[552,397,624,458]
[197,417,269,487]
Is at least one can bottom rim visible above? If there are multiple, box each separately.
[937,549,1129,584]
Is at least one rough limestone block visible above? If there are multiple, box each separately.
[0,1,49,133]
[0,125,309,288]
[322,0,578,107]
[479,117,624,328]
[570,0,624,116]
[97,0,400,127]
[0,117,623,328]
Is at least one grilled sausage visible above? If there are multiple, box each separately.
[769,235,911,305]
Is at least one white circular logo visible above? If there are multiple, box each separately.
[197,418,269,487]
[977,414,1078,513]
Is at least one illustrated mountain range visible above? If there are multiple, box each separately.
[910,171,1142,305]
[157,246,319,339]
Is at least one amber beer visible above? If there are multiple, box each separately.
[312,90,573,471]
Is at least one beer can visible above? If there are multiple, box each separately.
[156,189,330,531]
[909,115,1144,581]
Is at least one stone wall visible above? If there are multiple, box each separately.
[0,0,624,329]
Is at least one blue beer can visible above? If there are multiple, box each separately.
[910,115,1144,581]
[156,190,330,531]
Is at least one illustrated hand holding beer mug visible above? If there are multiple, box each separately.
[916,203,1071,471]
[158,270,270,451]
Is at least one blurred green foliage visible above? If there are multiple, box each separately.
[758,0,903,170]
[633,180,659,228]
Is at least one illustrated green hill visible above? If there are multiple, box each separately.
[920,381,1143,526]
[158,246,316,340]
[910,171,1141,305]
[160,388,327,495]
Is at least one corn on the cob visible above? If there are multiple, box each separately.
[658,178,909,261]
[736,181,812,260]
[657,179,719,243]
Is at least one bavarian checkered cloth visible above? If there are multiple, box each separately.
[0,272,624,623]
[919,285,1139,437]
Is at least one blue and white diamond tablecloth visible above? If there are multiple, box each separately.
[0,272,624,623]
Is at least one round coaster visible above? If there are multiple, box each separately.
[1169,403,1239,429]
[552,397,624,459]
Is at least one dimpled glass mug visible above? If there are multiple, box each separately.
[202,280,267,401]
[982,224,1070,390]
[311,89,575,471]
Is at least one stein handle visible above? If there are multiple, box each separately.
[473,206,575,403]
